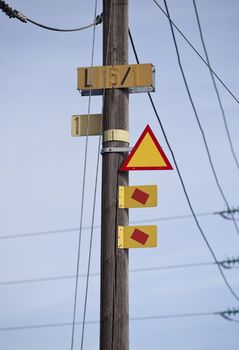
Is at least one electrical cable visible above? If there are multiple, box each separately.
[151,0,239,105]
[162,0,239,237]
[79,2,101,349]
[128,30,239,302]
[192,0,239,171]
[0,0,103,32]
[218,207,239,221]
[25,14,102,32]
[162,0,239,299]
[220,313,239,323]
[0,263,215,287]
[1,208,239,240]
[79,97,101,350]
[70,4,98,350]
[1,258,239,287]
[79,0,117,347]
[0,308,238,332]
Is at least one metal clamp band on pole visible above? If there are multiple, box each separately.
[103,129,130,143]
[101,147,132,154]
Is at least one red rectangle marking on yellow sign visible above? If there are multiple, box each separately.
[131,228,149,245]
[131,188,150,205]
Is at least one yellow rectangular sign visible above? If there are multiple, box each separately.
[119,185,157,208]
[77,63,154,93]
[118,225,157,249]
[71,114,102,137]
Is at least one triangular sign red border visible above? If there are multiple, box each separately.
[120,124,173,171]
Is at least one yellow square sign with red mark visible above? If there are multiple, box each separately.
[118,225,157,249]
[119,185,157,208]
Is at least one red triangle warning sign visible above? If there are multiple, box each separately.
[120,125,173,171]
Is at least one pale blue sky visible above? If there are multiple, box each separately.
[0,1,239,349]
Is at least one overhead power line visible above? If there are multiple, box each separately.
[1,208,239,241]
[192,0,239,171]
[78,1,102,349]
[128,31,239,302]
[0,0,103,32]
[151,0,239,105]
[26,13,102,32]
[70,1,99,350]
[219,207,239,220]
[1,257,238,288]
[161,0,239,237]
[0,308,238,332]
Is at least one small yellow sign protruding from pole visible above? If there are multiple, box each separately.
[118,225,157,248]
[71,114,102,137]
[119,185,157,208]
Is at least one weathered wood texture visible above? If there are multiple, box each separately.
[100,1,129,349]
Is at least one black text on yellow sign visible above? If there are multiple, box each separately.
[77,63,155,95]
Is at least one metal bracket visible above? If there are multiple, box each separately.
[101,147,132,154]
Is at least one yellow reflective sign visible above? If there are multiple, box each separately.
[119,185,157,208]
[77,63,154,92]
[71,114,102,137]
[120,125,173,171]
[118,225,157,249]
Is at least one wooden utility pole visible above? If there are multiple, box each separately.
[100,0,129,349]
